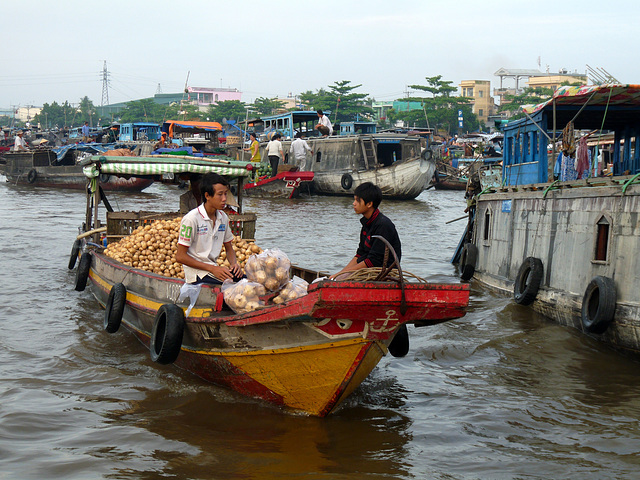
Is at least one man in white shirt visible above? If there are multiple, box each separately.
[315,109,333,137]
[176,172,242,285]
[290,132,313,171]
[265,132,284,177]
[13,130,27,152]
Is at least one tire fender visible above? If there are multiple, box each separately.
[341,173,353,190]
[513,257,543,305]
[74,252,92,292]
[104,283,127,333]
[388,324,410,358]
[581,276,616,334]
[27,169,38,184]
[459,243,478,281]
[68,239,82,270]
[150,304,185,365]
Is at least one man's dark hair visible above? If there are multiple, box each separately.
[316,109,323,116]
[354,182,382,210]
[200,172,229,199]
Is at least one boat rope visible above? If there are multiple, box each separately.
[343,268,427,284]
[593,87,613,176]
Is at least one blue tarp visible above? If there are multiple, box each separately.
[51,143,120,162]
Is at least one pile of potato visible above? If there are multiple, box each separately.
[217,237,263,268]
[104,217,184,279]
[245,249,292,292]
[103,217,264,279]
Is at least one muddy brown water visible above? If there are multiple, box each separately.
[1,180,639,479]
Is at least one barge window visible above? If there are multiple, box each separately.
[595,216,610,261]
[483,208,491,241]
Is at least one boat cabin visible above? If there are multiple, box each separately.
[161,120,222,149]
[502,84,640,186]
[118,123,162,142]
[256,110,332,140]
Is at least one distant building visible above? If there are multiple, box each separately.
[185,87,242,108]
[372,100,423,123]
[95,86,243,120]
[459,80,496,127]
[526,70,588,90]
[494,67,588,106]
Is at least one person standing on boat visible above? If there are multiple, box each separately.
[176,172,242,285]
[315,110,333,137]
[245,132,261,163]
[81,121,90,143]
[331,182,402,280]
[290,132,313,171]
[265,133,284,177]
[13,130,28,152]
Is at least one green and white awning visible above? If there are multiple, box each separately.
[83,155,252,179]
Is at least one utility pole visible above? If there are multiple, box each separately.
[101,61,110,107]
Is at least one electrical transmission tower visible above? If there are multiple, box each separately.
[101,61,110,106]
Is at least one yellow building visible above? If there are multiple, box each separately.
[459,80,495,127]
[527,72,588,90]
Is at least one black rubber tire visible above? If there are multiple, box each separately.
[27,169,37,184]
[68,239,81,270]
[388,324,410,358]
[581,276,616,334]
[150,304,185,365]
[459,243,478,281]
[513,257,544,306]
[341,173,353,190]
[74,252,92,292]
[104,283,127,333]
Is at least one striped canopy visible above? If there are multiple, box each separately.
[83,155,252,179]
[522,84,640,114]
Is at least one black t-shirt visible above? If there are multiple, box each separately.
[356,209,402,268]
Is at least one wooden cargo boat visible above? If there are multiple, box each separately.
[76,250,469,416]
[243,170,314,198]
[456,84,640,354]
[0,148,153,191]
[250,112,435,199]
[71,154,469,415]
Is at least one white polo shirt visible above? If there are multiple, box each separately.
[178,204,234,283]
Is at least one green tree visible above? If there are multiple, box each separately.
[498,86,554,119]
[299,80,373,123]
[251,97,286,116]
[34,100,76,128]
[396,75,479,134]
[207,100,247,123]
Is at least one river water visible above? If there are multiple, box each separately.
[1,180,640,479]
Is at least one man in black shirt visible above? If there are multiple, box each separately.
[332,182,402,279]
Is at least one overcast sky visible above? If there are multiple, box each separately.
[2,0,638,109]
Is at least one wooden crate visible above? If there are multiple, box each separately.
[106,210,257,243]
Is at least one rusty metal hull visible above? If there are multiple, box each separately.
[470,178,640,353]
[86,251,469,416]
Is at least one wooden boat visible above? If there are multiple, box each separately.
[78,250,469,416]
[456,84,640,354]
[71,154,470,415]
[249,112,436,199]
[243,170,314,198]
[0,148,153,191]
